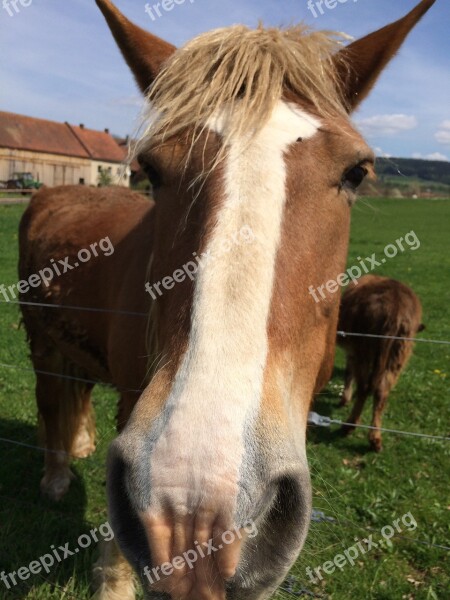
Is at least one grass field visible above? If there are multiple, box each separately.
[0,198,449,600]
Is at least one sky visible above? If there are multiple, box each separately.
[1,0,449,161]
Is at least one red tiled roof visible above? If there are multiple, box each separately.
[0,111,87,158]
[0,111,124,163]
[68,124,125,163]
[115,137,141,172]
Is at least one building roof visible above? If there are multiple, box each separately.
[0,111,125,163]
[68,124,125,163]
[115,136,141,172]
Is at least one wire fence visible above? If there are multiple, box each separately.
[1,358,448,442]
[2,299,450,345]
[0,291,448,599]
[1,425,448,555]
[307,412,450,442]
[336,330,450,345]
[0,361,143,394]
[0,298,148,317]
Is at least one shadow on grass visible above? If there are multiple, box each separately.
[0,417,98,599]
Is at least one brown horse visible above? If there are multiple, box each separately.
[337,275,424,452]
[18,1,435,598]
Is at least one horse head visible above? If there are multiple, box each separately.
[96,2,435,598]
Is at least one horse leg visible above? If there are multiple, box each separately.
[71,383,96,458]
[340,358,354,407]
[369,378,392,453]
[92,539,135,600]
[89,393,140,598]
[341,381,369,436]
[32,341,96,501]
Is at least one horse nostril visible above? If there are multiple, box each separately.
[106,444,151,573]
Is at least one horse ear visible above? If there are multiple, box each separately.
[96,0,176,94]
[335,0,436,111]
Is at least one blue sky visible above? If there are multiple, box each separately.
[1,0,449,160]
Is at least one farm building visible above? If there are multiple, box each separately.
[0,111,131,187]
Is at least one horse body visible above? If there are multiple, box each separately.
[19,186,155,499]
[20,185,153,391]
[337,275,424,451]
[18,1,436,598]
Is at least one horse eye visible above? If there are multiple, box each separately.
[342,164,368,190]
[140,160,162,189]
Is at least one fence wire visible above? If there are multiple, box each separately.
[2,299,450,345]
[307,412,450,442]
[0,289,448,600]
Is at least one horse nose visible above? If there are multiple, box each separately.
[107,419,313,600]
[106,425,255,600]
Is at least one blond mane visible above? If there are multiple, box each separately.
[132,24,350,168]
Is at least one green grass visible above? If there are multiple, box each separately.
[0,204,118,600]
[0,199,449,599]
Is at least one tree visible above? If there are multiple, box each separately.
[98,167,113,187]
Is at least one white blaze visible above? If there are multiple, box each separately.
[148,102,320,512]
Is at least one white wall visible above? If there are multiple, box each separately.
[91,161,131,187]
[0,149,91,187]
[0,149,130,188]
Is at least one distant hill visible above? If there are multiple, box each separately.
[375,157,450,185]
[360,157,450,198]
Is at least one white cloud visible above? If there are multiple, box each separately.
[374,147,392,158]
[434,121,450,145]
[356,114,418,137]
[412,152,449,162]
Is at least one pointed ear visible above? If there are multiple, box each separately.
[96,0,176,94]
[335,0,436,111]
